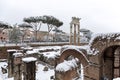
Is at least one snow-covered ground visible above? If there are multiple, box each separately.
[0,61,54,80]
[0,61,9,80]
[0,46,60,80]
[0,46,120,80]
[36,63,54,80]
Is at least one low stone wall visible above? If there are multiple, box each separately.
[0,46,20,59]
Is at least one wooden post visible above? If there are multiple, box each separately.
[22,57,37,80]
[7,49,17,78]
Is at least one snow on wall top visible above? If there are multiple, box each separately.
[7,49,17,52]
[113,78,120,80]
[21,46,33,50]
[35,46,61,59]
[26,50,38,54]
[56,58,79,72]
[89,33,120,46]
[22,57,37,62]
[13,52,23,57]
[88,33,120,55]
[40,51,60,59]
[38,46,61,51]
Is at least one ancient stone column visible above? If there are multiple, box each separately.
[7,49,17,78]
[13,52,23,80]
[70,17,81,45]
[70,24,72,45]
[22,57,37,80]
[77,25,80,45]
[74,24,77,45]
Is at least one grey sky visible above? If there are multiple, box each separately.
[0,0,120,33]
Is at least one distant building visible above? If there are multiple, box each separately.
[0,26,70,43]
[53,28,69,42]
[36,31,53,42]
[80,28,92,43]
[21,29,34,42]
[0,30,8,43]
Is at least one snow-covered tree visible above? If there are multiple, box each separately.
[18,23,32,42]
[9,25,22,44]
[80,28,93,42]
[23,16,43,41]
[43,15,63,41]
[0,21,12,33]
[23,15,63,42]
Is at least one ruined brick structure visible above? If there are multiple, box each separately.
[55,33,120,80]
[85,33,120,80]
[55,48,89,80]
[22,57,37,80]
[54,17,120,80]
[7,49,17,78]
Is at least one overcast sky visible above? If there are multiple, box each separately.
[0,0,120,33]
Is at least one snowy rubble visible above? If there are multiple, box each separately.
[25,46,61,59]
[36,63,54,80]
[21,46,33,50]
[41,51,60,59]
[0,60,54,80]
[0,44,120,79]
[0,61,9,80]
[37,46,61,59]
[115,36,120,40]
[56,58,79,72]
[37,46,61,51]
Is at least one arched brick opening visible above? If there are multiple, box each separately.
[55,49,89,80]
[100,45,120,80]
[89,33,120,80]
[59,49,89,66]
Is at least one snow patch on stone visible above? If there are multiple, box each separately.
[56,58,78,72]
[13,52,23,57]
[26,50,38,54]
[22,57,37,62]
[42,51,60,59]
[113,78,120,80]
[7,49,17,52]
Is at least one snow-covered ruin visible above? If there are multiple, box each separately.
[0,32,120,80]
[0,17,120,80]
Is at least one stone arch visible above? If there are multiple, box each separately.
[89,33,120,55]
[59,49,89,66]
[55,48,89,80]
[100,45,120,80]
[88,33,120,80]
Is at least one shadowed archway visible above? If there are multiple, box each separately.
[55,46,89,80]
[59,49,89,67]
[88,33,120,80]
